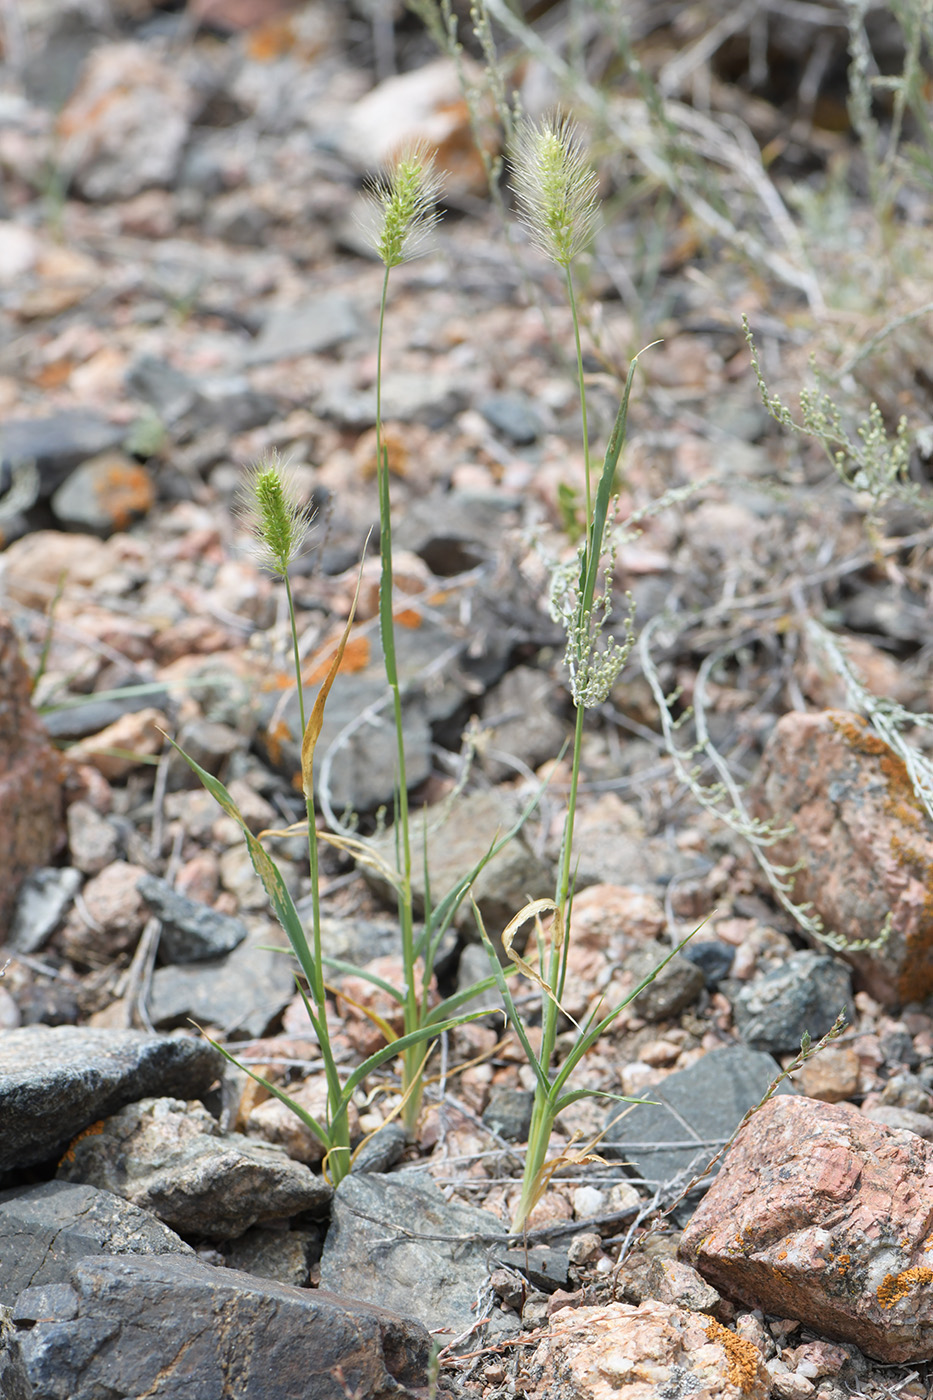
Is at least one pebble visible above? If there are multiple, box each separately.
[50,453,155,534]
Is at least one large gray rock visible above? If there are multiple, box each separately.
[0,1026,221,1171]
[57,1096,332,1239]
[604,1044,796,1188]
[320,1171,513,1338]
[731,950,854,1055]
[0,1181,192,1308]
[6,1253,429,1400]
[147,926,295,1037]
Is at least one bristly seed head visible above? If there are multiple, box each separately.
[510,113,599,269]
[237,451,314,577]
[363,142,443,269]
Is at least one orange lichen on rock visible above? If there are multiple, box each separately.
[58,1119,105,1166]
[877,1267,933,1309]
[304,633,370,685]
[87,455,155,530]
[705,1317,765,1394]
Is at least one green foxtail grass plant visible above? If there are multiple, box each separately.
[473,114,696,1233]
[168,456,501,1182]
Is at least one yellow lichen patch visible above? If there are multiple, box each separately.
[877,1267,933,1308]
[58,1119,105,1167]
[705,1317,765,1394]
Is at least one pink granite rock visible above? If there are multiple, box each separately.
[522,1298,771,1400]
[680,1094,933,1363]
[0,617,62,934]
[751,709,933,1006]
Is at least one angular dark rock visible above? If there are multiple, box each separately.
[0,412,124,495]
[478,392,543,445]
[136,873,248,964]
[7,1253,429,1400]
[147,925,295,1036]
[731,950,854,1055]
[244,294,361,364]
[320,1170,514,1339]
[0,1181,192,1308]
[0,1026,221,1171]
[8,868,81,956]
[57,1096,332,1239]
[604,1043,795,1187]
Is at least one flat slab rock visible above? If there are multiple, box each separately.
[750,708,933,1005]
[680,1093,933,1363]
[604,1043,794,1186]
[320,1170,515,1339]
[57,1096,332,1239]
[0,1181,192,1308]
[521,1298,770,1400]
[0,1026,221,1171]
[4,1252,429,1400]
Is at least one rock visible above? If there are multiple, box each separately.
[643,1256,722,1315]
[318,372,467,431]
[604,1043,795,1188]
[136,873,248,964]
[7,868,81,956]
[483,1086,534,1143]
[65,800,119,875]
[478,392,544,445]
[862,1104,933,1138]
[0,1181,192,1307]
[66,705,167,780]
[147,925,296,1038]
[244,294,361,365]
[57,42,194,201]
[570,884,666,950]
[522,1299,771,1400]
[42,683,170,741]
[58,860,149,965]
[0,1025,220,1171]
[0,415,124,498]
[58,1095,332,1240]
[220,1226,318,1288]
[49,452,155,534]
[351,1122,409,1175]
[621,941,706,1022]
[731,951,854,1055]
[680,1093,933,1363]
[126,355,279,437]
[393,490,517,575]
[319,1170,513,1338]
[480,664,568,782]
[246,1079,359,1167]
[568,791,689,889]
[363,787,552,939]
[750,709,933,1006]
[0,621,61,938]
[257,614,466,814]
[681,939,736,989]
[791,1045,861,1103]
[7,1253,429,1400]
[880,1071,931,1111]
[334,55,491,198]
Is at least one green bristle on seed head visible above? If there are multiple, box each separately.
[363,142,443,269]
[238,452,314,578]
[510,113,599,269]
